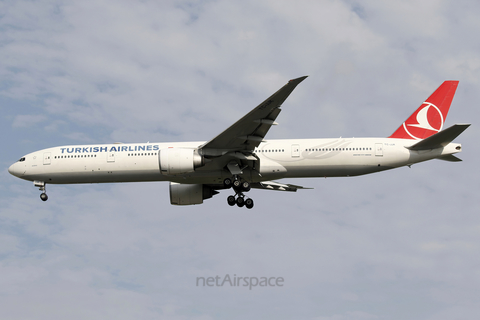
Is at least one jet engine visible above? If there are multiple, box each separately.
[169,182,218,205]
[159,148,204,175]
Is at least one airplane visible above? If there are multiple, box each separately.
[8,76,470,209]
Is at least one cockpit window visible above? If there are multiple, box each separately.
[18,157,26,162]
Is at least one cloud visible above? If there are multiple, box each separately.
[11,114,48,128]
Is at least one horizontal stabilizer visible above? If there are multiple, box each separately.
[407,124,470,150]
[437,154,462,162]
[250,181,312,192]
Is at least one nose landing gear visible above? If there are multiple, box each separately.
[34,180,48,202]
[40,192,48,201]
[224,177,254,209]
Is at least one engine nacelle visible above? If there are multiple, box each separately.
[169,182,218,205]
[159,148,204,175]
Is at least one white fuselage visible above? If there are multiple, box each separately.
[8,137,461,185]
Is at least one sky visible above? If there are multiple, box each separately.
[1,0,479,319]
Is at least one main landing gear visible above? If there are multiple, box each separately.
[224,177,254,209]
[34,180,48,201]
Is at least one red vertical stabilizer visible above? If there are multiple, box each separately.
[389,81,459,140]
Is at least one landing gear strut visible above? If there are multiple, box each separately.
[34,180,48,202]
[224,176,254,209]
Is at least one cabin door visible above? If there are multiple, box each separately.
[43,152,51,165]
[291,144,300,157]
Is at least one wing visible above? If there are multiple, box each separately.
[199,76,308,156]
[250,181,312,192]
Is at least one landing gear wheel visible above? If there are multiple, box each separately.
[245,198,254,209]
[241,181,251,192]
[40,193,48,202]
[236,196,245,207]
[233,179,241,189]
[223,178,233,189]
[227,195,236,206]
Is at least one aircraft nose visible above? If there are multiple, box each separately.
[8,163,19,177]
